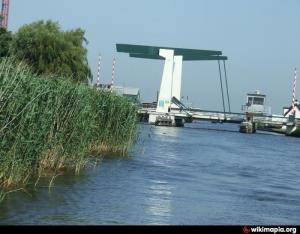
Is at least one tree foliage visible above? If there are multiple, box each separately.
[10,20,92,82]
[0,28,12,58]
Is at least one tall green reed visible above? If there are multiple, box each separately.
[0,58,137,194]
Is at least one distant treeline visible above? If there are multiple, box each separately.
[0,20,92,83]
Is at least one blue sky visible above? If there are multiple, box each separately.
[9,0,300,113]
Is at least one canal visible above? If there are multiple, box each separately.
[0,122,299,225]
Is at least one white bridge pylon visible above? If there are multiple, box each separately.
[157,49,183,113]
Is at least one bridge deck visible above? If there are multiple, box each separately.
[138,107,287,126]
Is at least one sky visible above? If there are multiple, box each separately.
[8,0,300,113]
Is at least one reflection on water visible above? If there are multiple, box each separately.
[145,180,174,224]
[0,122,300,225]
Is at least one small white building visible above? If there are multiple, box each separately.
[112,86,141,104]
[92,84,140,104]
[242,90,271,115]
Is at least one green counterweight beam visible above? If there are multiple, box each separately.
[117,44,227,61]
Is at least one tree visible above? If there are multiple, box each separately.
[10,20,92,83]
[0,28,12,58]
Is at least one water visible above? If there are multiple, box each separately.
[0,122,300,225]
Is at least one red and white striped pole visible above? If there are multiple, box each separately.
[110,57,116,92]
[96,54,101,87]
[292,68,297,115]
[0,0,10,30]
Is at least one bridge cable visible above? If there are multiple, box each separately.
[223,60,231,113]
[218,60,227,119]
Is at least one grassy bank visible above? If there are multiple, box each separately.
[0,58,137,197]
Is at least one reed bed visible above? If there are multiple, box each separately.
[0,58,137,194]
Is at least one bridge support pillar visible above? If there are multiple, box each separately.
[171,55,183,109]
[156,49,183,113]
[150,49,184,126]
[156,49,175,113]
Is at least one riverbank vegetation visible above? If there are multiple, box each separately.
[0,20,138,201]
[0,58,137,195]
